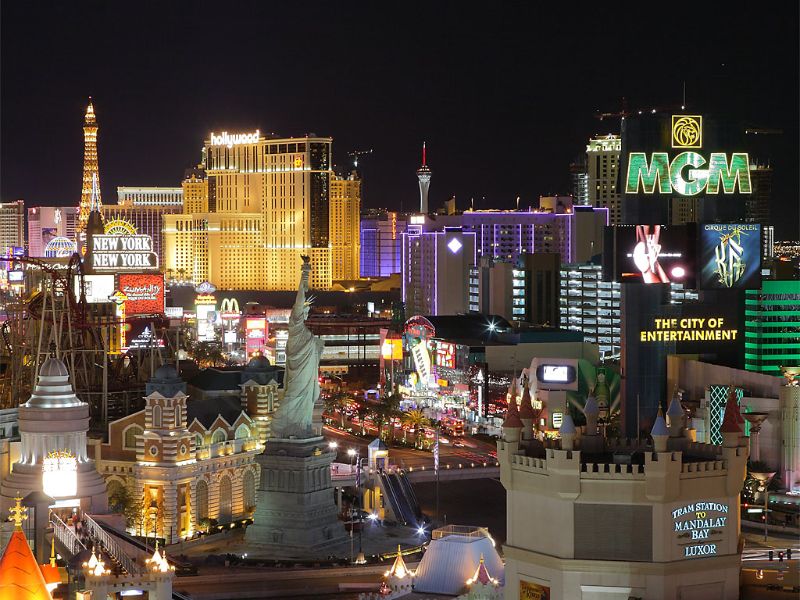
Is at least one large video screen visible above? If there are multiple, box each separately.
[610,225,695,286]
[698,224,761,289]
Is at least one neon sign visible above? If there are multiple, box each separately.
[639,317,738,342]
[672,115,702,148]
[210,130,260,148]
[672,501,728,558]
[91,235,158,270]
[626,152,751,195]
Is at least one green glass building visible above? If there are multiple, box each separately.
[744,280,800,374]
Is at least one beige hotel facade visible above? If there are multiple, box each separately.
[164,131,360,290]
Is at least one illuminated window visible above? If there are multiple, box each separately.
[123,425,143,450]
[212,428,227,444]
[152,405,162,428]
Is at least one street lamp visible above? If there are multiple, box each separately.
[750,470,776,543]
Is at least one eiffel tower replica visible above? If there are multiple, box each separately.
[77,97,102,245]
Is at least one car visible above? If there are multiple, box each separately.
[453,441,465,448]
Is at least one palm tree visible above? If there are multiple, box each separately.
[369,402,393,440]
[401,409,429,449]
[355,403,370,435]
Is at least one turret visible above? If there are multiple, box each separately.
[518,379,535,440]
[583,395,599,436]
[559,414,576,450]
[720,390,742,449]
[651,407,669,453]
[666,394,685,438]
[502,393,523,443]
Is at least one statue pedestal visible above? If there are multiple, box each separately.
[245,436,347,555]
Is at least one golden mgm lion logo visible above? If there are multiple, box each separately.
[672,115,702,148]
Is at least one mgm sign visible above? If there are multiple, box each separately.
[626,115,752,196]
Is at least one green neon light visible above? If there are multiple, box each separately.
[706,153,752,194]
[670,152,708,196]
[625,152,752,195]
[626,152,670,194]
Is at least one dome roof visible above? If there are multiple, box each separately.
[246,355,270,370]
[153,364,179,380]
[39,357,69,377]
[23,358,84,409]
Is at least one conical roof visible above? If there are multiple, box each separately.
[666,395,684,419]
[466,554,498,586]
[651,406,669,437]
[23,358,84,409]
[721,391,742,434]
[0,531,53,600]
[385,545,410,579]
[518,383,535,419]
[560,414,576,435]
[502,393,523,429]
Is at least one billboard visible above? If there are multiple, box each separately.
[74,274,116,304]
[246,317,267,356]
[608,225,695,286]
[699,224,761,289]
[435,341,456,369]
[119,274,165,315]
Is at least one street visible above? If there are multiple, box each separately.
[323,424,499,470]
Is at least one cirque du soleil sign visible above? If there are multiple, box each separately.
[673,502,729,558]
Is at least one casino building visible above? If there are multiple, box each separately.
[499,389,748,599]
[163,130,352,290]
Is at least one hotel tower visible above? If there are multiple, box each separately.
[164,131,339,290]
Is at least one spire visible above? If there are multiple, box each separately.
[422,141,427,167]
[651,406,669,437]
[502,393,523,429]
[77,97,101,237]
[519,381,535,419]
[721,390,742,434]
[466,554,499,587]
[385,545,410,579]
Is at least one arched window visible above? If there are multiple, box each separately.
[235,424,250,440]
[211,428,227,444]
[196,480,209,521]
[219,475,233,523]
[175,407,182,428]
[243,470,256,511]
[123,425,143,450]
[152,405,162,428]
[195,433,204,448]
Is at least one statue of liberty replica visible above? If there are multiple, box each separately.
[246,257,346,554]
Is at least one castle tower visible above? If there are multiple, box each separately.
[78,98,102,237]
[0,357,107,513]
[416,142,432,214]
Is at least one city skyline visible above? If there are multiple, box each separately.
[1,2,798,238]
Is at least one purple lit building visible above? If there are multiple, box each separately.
[360,211,408,277]
[402,223,476,316]
[400,201,608,316]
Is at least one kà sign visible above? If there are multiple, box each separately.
[672,501,729,558]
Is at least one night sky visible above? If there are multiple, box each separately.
[2,1,798,238]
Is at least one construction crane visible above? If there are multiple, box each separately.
[347,148,373,168]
